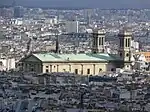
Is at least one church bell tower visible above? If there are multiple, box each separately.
[118,29,132,67]
[92,29,106,53]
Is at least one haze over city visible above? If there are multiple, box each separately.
[1,0,150,9]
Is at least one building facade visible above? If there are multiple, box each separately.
[118,30,132,69]
[0,58,16,71]
[92,29,105,53]
[14,6,24,18]
[66,20,79,33]
[133,52,150,71]
[137,52,150,62]
[19,29,133,75]
[18,53,122,75]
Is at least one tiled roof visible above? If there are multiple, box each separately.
[136,52,150,62]
[33,53,121,62]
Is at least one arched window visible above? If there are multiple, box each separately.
[75,69,78,74]
[126,53,129,57]
[99,38,102,45]
[87,69,90,74]
[125,38,128,47]
[46,69,49,73]
[128,38,130,47]
[102,37,104,45]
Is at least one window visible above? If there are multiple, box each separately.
[111,68,115,72]
[120,53,122,57]
[46,66,49,68]
[125,38,128,47]
[99,38,101,45]
[81,70,83,74]
[63,69,66,72]
[102,37,104,45]
[50,65,52,72]
[126,53,129,57]
[128,38,130,47]
[87,69,90,74]
[46,69,49,73]
[99,68,102,72]
[31,68,34,72]
[75,69,78,74]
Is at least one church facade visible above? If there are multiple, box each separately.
[18,29,132,75]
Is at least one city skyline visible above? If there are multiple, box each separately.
[1,0,150,9]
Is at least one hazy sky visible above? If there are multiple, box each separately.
[1,0,150,9]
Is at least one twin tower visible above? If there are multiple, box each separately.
[92,29,132,62]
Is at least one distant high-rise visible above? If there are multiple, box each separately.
[12,0,16,7]
[83,9,92,25]
[14,6,24,18]
[66,20,79,33]
[0,8,13,18]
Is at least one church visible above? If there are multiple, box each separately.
[18,29,132,75]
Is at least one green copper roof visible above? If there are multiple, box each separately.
[33,53,121,62]
[33,53,62,61]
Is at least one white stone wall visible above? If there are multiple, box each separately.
[0,58,16,71]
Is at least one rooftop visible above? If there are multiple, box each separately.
[32,53,122,62]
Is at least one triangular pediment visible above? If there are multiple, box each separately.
[22,55,41,62]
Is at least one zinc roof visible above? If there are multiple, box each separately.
[33,53,121,62]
